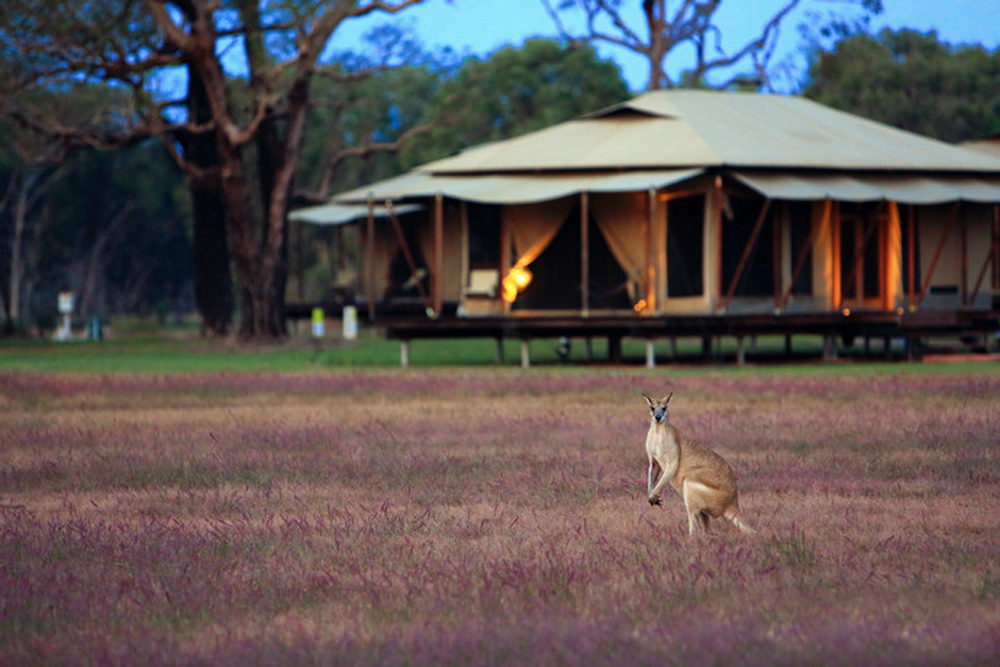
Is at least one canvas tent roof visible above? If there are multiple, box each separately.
[332,168,704,206]
[288,202,422,226]
[290,90,1000,224]
[419,90,1000,175]
[734,172,1000,204]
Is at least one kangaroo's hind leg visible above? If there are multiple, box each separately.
[682,480,711,534]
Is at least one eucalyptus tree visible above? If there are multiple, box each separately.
[805,29,1000,143]
[1,0,429,339]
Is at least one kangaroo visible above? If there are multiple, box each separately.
[643,393,754,535]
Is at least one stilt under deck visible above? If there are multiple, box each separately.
[382,310,999,367]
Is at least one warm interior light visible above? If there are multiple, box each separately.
[510,266,532,290]
[842,308,851,317]
[501,266,533,303]
[633,299,648,313]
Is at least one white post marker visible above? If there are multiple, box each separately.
[342,305,358,340]
[57,291,74,341]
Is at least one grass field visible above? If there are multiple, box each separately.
[0,326,912,372]
[1,346,999,664]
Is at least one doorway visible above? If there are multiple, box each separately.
[838,202,886,308]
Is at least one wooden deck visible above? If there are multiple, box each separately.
[381,310,999,367]
[286,301,999,366]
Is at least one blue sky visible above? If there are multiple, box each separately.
[334,0,1000,92]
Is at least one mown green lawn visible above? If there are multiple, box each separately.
[2,325,995,376]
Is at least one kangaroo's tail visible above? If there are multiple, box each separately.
[724,506,755,534]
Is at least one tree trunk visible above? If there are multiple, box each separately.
[186,64,233,337]
[191,186,233,336]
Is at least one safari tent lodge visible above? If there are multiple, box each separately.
[291,91,1000,364]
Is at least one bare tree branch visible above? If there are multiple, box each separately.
[544,0,802,90]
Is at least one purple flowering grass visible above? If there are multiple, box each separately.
[1,368,998,665]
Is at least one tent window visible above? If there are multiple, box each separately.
[387,221,429,299]
[789,201,813,296]
[721,196,773,297]
[840,202,883,303]
[667,195,704,298]
[467,203,501,270]
[900,205,921,298]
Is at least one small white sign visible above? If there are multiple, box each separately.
[58,291,74,315]
[342,306,358,340]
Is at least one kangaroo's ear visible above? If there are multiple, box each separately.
[642,393,654,407]
[662,392,673,406]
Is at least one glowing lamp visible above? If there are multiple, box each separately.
[633,299,648,313]
[501,266,533,303]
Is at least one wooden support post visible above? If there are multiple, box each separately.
[460,200,469,281]
[608,336,622,363]
[495,338,504,364]
[580,192,590,316]
[714,175,724,312]
[521,340,530,369]
[433,192,444,316]
[823,335,838,362]
[646,188,656,312]
[295,218,305,301]
[646,340,656,369]
[365,195,376,322]
[907,205,916,311]
[961,206,968,306]
[736,336,746,366]
[773,201,782,311]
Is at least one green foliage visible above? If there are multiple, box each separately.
[3,140,191,328]
[400,39,631,168]
[804,29,1000,142]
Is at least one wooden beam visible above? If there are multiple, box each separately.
[646,188,656,312]
[969,241,995,305]
[580,191,589,316]
[840,204,881,303]
[781,199,831,311]
[772,201,782,311]
[714,175,723,312]
[721,198,771,310]
[365,195,376,321]
[386,203,430,309]
[916,202,960,309]
[500,202,511,315]
[907,205,916,312]
[961,206,968,305]
[459,200,469,296]
[433,192,444,316]
[831,202,841,310]
[968,204,997,305]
